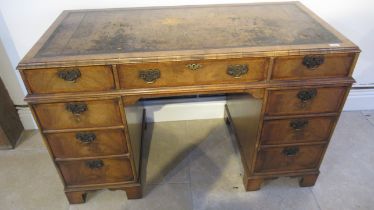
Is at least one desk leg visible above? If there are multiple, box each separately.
[299,174,319,187]
[244,178,264,191]
[108,183,142,199]
[123,185,142,199]
[65,191,86,204]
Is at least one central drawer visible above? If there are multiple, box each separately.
[58,157,134,186]
[33,99,123,130]
[117,57,268,89]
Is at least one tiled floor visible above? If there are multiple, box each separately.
[1,111,374,210]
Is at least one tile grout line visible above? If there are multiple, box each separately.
[186,121,196,210]
[309,187,323,210]
[365,117,374,127]
[187,154,194,210]
[145,182,190,186]
[359,110,374,127]
[0,148,48,155]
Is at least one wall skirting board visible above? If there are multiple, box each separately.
[343,88,374,111]
[19,89,374,130]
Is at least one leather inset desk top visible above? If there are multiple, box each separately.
[19,2,357,69]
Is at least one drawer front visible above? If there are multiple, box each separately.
[33,99,123,130]
[23,66,115,94]
[254,144,325,173]
[58,158,133,186]
[272,53,355,80]
[265,87,347,116]
[118,58,267,89]
[261,116,335,145]
[45,129,128,158]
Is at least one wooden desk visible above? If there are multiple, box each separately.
[17,2,360,204]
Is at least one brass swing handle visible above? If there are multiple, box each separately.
[283,147,299,157]
[227,64,248,78]
[302,55,325,69]
[86,160,104,169]
[289,119,309,131]
[297,89,317,102]
[76,132,96,144]
[139,69,160,84]
[66,103,88,115]
[57,68,81,82]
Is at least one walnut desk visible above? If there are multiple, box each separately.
[17,2,360,204]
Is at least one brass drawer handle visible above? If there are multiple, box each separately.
[282,147,299,157]
[186,63,202,71]
[139,69,160,83]
[227,64,248,78]
[289,119,309,131]
[86,160,104,169]
[303,55,325,69]
[57,68,81,82]
[76,132,96,144]
[297,89,317,102]
[65,103,88,115]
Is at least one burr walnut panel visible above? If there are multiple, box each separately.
[265,86,348,116]
[58,157,133,186]
[261,116,336,145]
[23,66,115,94]
[45,129,128,158]
[117,58,267,89]
[33,99,123,130]
[272,53,355,80]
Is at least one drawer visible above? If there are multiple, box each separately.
[45,129,128,158]
[254,144,325,173]
[265,87,347,116]
[261,116,336,145]
[118,57,268,89]
[33,99,123,130]
[23,66,115,94]
[58,157,133,186]
[272,53,355,80]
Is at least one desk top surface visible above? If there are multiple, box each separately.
[19,2,359,69]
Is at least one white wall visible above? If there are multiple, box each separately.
[0,0,373,129]
[0,10,27,105]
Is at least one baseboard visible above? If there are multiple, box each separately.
[18,89,374,130]
[343,88,374,111]
[17,108,37,130]
[143,96,226,122]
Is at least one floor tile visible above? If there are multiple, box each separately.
[0,150,68,210]
[188,124,243,186]
[191,177,320,210]
[69,190,127,210]
[124,183,192,210]
[187,120,319,210]
[142,121,191,184]
[71,183,192,210]
[361,110,374,125]
[312,112,374,210]
[2,112,374,209]
[186,119,230,144]
[15,130,46,151]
